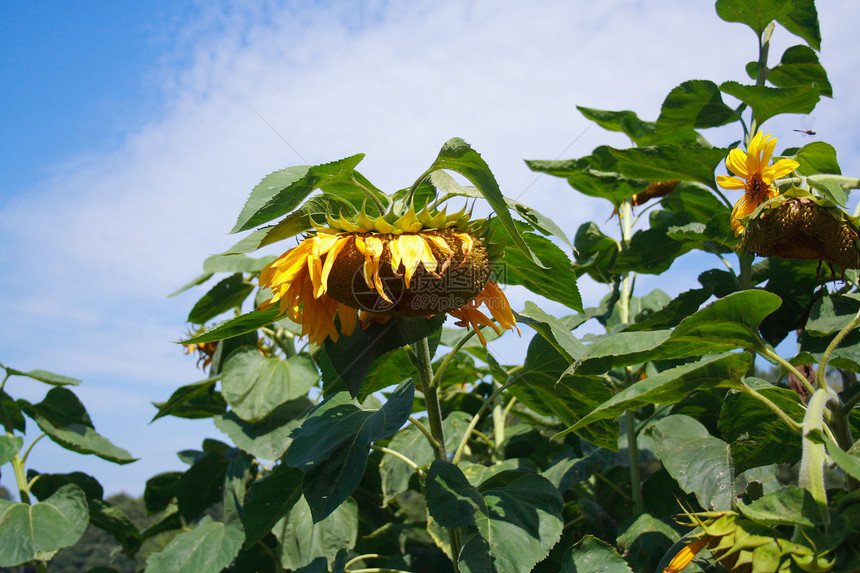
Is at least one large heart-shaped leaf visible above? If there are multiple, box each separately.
[145,516,244,573]
[275,496,358,571]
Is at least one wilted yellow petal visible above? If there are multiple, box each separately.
[663,538,708,573]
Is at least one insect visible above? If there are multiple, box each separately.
[793,129,816,136]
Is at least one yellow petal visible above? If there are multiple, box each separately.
[477,281,520,335]
[725,148,749,179]
[392,234,436,288]
[765,158,799,182]
[319,235,349,296]
[663,539,708,573]
[715,175,746,190]
[337,303,357,336]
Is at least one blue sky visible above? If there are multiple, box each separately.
[2,0,859,497]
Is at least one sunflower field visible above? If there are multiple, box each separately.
[4,0,860,572]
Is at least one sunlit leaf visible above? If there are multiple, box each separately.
[776,0,821,51]
[647,414,734,511]
[736,486,818,527]
[609,145,730,190]
[720,81,819,125]
[202,253,276,274]
[144,516,244,573]
[181,307,281,344]
[657,80,737,132]
[275,496,358,571]
[0,435,22,466]
[214,397,314,461]
[0,363,81,386]
[516,301,587,363]
[767,45,831,97]
[715,0,792,36]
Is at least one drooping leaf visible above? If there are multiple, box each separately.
[0,363,81,386]
[24,387,136,465]
[569,330,672,376]
[766,45,831,97]
[221,349,318,422]
[320,314,444,397]
[568,353,749,436]
[757,258,822,346]
[776,0,821,51]
[516,301,588,363]
[425,461,564,573]
[787,140,841,175]
[214,397,314,461]
[719,379,804,473]
[560,534,634,573]
[423,138,545,267]
[202,253,276,274]
[564,169,648,206]
[27,470,104,503]
[187,274,255,325]
[151,376,224,422]
[626,287,712,332]
[657,80,738,132]
[576,106,655,144]
[648,415,734,511]
[144,472,182,515]
[275,496,358,571]
[242,463,305,547]
[181,307,281,344]
[508,334,617,450]
[144,516,244,573]
[498,231,581,311]
[608,145,730,190]
[720,81,819,125]
[286,380,414,521]
[0,484,89,567]
[88,498,143,558]
[715,0,793,36]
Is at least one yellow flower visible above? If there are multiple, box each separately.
[663,538,708,573]
[716,131,799,235]
[258,218,519,346]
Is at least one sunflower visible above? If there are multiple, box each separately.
[258,204,520,346]
[716,131,800,235]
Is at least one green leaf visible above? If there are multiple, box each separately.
[88,498,143,558]
[498,231,582,311]
[571,330,672,376]
[809,177,848,208]
[767,45,831,97]
[168,271,214,297]
[424,138,545,268]
[576,106,654,144]
[657,80,738,132]
[516,301,587,363]
[320,314,445,398]
[0,484,89,566]
[380,412,471,504]
[806,294,860,336]
[221,350,318,422]
[720,81,819,125]
[202,253,276,274]
[28,470,104,502]
[715,0,793,36]
[0,435,22,465]
[776,0,821,51]
[275,496,358,571]
[809,429,860,482]
[647,414,734,511]
[563,169,648,207]
[187,274,255,325]
[568,353,749,435]
[151,377,224,422]
[609,145,730,190]
[736,486,818,527]
[144,472,182,515]
[144,516,244,573]
[757,258,822,346]
[181,307,281,344]
[177,450,230,521]
[231,156,383,233]
[0,363,81,386]
[255,196,336,251]
[286,380,415,521]
[661,181,731,224]
[626,287,712,332]
[616,514,679,573]
[242,463,305,547]
[425,461,564,573]
[561,534,634,573]
[571,222,619,282]
[719,380,804,473]
[509,334,617,450]
[214,397,313,461]
[24,388,136,465]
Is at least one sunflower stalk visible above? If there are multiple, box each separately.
[798,388,835,528]
[619,199,644,515]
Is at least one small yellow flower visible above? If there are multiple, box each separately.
[257,209,519,346]
[663,538,708,573]
[716,131,799,235]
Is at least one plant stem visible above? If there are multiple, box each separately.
[408,416,440,452]
[452,377,519,465]
[370,445,423,474]
[799,388,834,525]
[737,380,803,433]
[817,307,860,390]
[760,346,817,397]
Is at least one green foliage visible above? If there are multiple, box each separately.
[9,1,860,571]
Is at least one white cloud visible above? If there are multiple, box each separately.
[2,0,859,495]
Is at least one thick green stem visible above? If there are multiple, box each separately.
[799,388,835,525]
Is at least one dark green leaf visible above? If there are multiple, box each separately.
[88,498,143,558]
[286,380,414,521]
[187,274,255,325]
[181,307,281,344]
[425,461,564,573]
[177,450,230,521]
[616,514,678,573]
[0,484,89,567]
[561,534,634,573]
[720,81,819,125]
[806,294,860,336]
[0,435,22,465]
[767,45,831,97]
[657,80,738,132]
[144,472,182,515]
[661,181,730,224]
[221,350,318,422]
[609,145,730,190]
[25,388,136,464]
[151,377,224,422]
[214,397,313,461]
[275,496,358,571]
[509,334,617,450]
[757,258,822,346]
[626,287,712,332]
[320,314,444,398]
[516,301,588,363]
[571,222,619,282]
[719,380,804,473]
[776,0,821,51]
[424,138,545,267]
[647,414,734,511]
[28,471,104,502]
[256,196,337,251]
[499,232,581,311]
[144,516,244,573]
[568,353,749,435]
[736,486,818,527]
[564,169,648,206]
[243,464,305,546]
[576,106,654,144]
[715,0,793,35]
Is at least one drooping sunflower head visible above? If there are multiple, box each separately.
[258,201,518,346]
[716,131,800,235]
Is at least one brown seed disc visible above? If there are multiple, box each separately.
[744,197,860,269]
[324,229,490,316]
